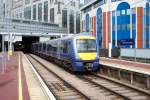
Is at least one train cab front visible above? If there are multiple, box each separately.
[73,37,100,72]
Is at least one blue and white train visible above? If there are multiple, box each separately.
[31,34,100,72]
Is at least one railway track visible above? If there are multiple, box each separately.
[78,74,150,100]
[27,55,90,100]
[27,54,150,100]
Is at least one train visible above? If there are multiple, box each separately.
[31,34,100,72]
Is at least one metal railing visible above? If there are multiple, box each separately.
[120,48,150,63]
[0,52,7,74]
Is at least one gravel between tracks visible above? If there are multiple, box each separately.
[30,54,111,100]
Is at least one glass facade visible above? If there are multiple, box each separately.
[50,8,54,23]
[69,10,74,33]
[38,3,42,21]
[44,1,48,22]
[25,0,30,4]
[24,6,31,20]
[84,0,91,5]
[33,5,36,20]
[76,12,80,33]
[62,10,67,28]
[86,14,90,32]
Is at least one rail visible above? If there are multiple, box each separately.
[27,54,90,100]
[78,73,150,100]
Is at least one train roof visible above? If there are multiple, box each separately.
[33,33,95,44]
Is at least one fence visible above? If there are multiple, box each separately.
[120,48,150,63]
[0,55,2,69]
[0,52,8,74]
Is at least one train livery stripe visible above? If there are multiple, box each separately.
[78,53,97,60]
[137,7,144,48]
[77,36,96,40]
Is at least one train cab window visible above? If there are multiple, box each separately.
[76,39,97,53]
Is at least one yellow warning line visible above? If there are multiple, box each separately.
[18,53,23,100]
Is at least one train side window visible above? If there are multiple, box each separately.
[39,44,42,51]
[48,44,52,51]
[47,44,49,51]
[43,43,46,51]
[63,42,68,53]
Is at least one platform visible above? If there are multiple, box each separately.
[0,52,55,100]
[100,57,150,75]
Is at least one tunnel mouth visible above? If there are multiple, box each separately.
[21,36,39,53]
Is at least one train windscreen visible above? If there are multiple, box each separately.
[76,39,97,53]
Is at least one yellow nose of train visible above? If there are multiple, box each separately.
[78,53,97,60]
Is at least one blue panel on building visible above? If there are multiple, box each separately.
[146,3,149,48]
[86,14,90,32]
[97,8,102,48]
[117,2,130,48]
[112,11,116,48]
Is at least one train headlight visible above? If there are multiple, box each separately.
[76,55,81,60]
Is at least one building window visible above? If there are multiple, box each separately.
[20,13,22,18]
[33,0,39,3]
[122,24,126,30]
[132,8,136,14]
[117,25,120,31]
[38,3,42,21]
[25,0,30,4]
[76,12,80,33]
[69,10,74,33]
[44,1,48,22]
[127,24,130,31]
[112,11,115,17]
[70,1,75,7]
[117,10,120,16]
[132,24,136,30]
[24,6,31,20]
[62,10,67,28]
[50,8,54,23]
[33,5,36,20]
[112,25,115,31]
[127,9,130,15]
[121,10,125,15]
